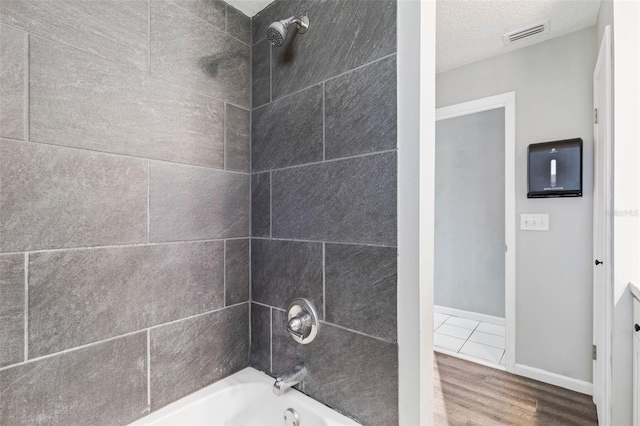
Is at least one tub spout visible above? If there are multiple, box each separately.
[273,364,307,396]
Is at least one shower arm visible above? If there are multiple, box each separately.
[283,16,309,33]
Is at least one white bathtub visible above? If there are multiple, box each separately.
[130,367,360,426]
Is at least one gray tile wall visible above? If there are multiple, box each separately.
[149,303,249,410]
[0,24,26,140]
[0,1,251,423]
[0,254,24,367]
[249,1,398,425]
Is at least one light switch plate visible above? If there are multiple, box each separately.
[520,214,549,231]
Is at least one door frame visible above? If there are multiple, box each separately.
[435,92,517,372]
[592,25,613,426]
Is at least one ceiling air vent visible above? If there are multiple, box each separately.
[503,21,550,45]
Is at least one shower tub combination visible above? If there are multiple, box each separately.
[130,368,359,426]
[133,15,359,426]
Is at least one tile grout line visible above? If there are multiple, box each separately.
[468,321,508,352]
[252,52,397,111]
[457,321,481,355]
[269,307,273,374]
[322,242,326,320]
[0,237,249,257]
[252,302,395,344]
[0,302,250,372]
[319,320,397,344]
[1,330,146,372]
[23,253,28,361]
[247,296,252,360]
[0,137,251,176]
[147,160,150,243]
[14,28,250,110]
[167,1,251,48]
[269,171,273,238]
[155,77,250,109]
[248,239,252,305]
[24,32,29,141]
[146,329,151,408]
[322,81,325,161]
[0,24,137,71]
[252,300,284,311]
[251,236,397,249]
[436,317,505,363]
[269,43,272,102]
[248,25,253,236]
[147,301,248,331]
[223,103,227,170]
[147,0,151,74]
[2,136,393,177]
[223,240,227,306]
[259,149,397,174]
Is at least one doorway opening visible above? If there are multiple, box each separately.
[433,93,516,372]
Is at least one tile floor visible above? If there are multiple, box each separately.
[434,312,505,367]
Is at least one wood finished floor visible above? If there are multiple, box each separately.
[434,353,598,426]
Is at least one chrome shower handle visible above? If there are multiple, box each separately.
[287,313,312,338]
[286,299,319,344]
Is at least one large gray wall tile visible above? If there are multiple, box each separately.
[251,173,271,237]
[252,85,323,171]
[226,104,250,172]
[149,161,250,242]
[226,6,251,45]
[251,239,322,310]
[150,303,249,409]
[0,254,24,367]
[252,40,270,108]
[28,242,224,357]
[0,25,25,140]
[150,1,250,108]
[325,244,397,341]
[30,38,225,169]
[250,302,271,374]
[0,333,147,425]
[325,56,397,159]
[225,239,250,305]
[0,0,148,70]
[0,139,147,252]
[271,0,396,99]
[170,0,226,30]
[272,310,398,426]
[272,153,397,245]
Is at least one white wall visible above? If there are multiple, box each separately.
[397,0,435,424]
[609,1,640,425]
[437,27,597,382]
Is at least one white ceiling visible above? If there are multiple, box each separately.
[437,0,601,73]
[226,0,273,17]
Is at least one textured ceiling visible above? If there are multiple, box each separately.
[226,0,273,17]
[437,0,601,73]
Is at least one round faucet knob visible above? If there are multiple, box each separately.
[286,299,320,344]
[289,317,303,331]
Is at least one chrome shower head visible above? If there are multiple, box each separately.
[266,15,309,47]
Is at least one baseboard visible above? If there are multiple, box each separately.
[434,305,505,326]
[514,364,593,396]
[434,347,506,372]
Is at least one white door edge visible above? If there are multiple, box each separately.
[592,24,613,426]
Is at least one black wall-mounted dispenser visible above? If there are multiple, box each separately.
[527,138,583,198]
